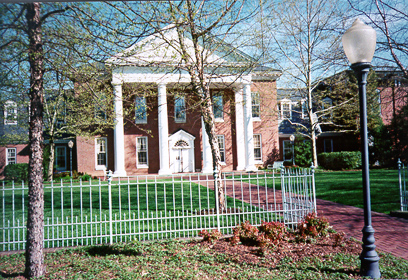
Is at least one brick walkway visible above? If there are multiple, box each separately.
[216,179,408,261]
[316,198,408,260]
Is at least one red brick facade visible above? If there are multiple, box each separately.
[75,80,280,176]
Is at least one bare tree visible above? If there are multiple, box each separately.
[260,0,347,167]
[138,0,258,210]
[349,0,408,77]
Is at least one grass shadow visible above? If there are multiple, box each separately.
[0,272,25,278]
[84,244,143,257]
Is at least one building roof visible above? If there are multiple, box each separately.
[106,24,281,79]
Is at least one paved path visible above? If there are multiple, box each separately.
[316,198,408,261]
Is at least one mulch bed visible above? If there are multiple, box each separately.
[192,232,362,269]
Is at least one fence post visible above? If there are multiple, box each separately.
[108,170,113,244]
[213,169,221,232]
[398,159,403,211]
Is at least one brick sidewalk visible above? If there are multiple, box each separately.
[316,199,408,260]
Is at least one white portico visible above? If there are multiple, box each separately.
[106,24,276,175]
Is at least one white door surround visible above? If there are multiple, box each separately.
[168,130,195,173]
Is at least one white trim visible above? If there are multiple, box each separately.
[136,136,149,168]
[95,137,108,171]
[6,148,16,165]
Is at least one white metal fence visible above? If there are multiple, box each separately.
[1,168,316,252]
[398,159,408,211]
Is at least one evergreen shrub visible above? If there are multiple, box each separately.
[318,151,361,170]
[4,163,29,181]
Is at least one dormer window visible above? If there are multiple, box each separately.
[4,100,17,125]
[279,99,292,120]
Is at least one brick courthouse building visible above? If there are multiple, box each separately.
[73,25,282,177]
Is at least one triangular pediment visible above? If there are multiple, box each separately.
[169,129,195,142]
[106,24,252,68]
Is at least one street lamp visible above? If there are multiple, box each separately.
[290,134,295,166]
[342,18,381,279]
[68,140,74,178]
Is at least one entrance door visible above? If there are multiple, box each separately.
[174,148,190,173]
[168,130,196,174]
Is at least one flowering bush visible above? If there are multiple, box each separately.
[231,221,259,246]
[258,221,287,245]
[297,212,330,241]
[198,229,222,243]
[231,220,287,249]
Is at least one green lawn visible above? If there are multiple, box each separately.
[315,169,400,214]
[1,239,407,279]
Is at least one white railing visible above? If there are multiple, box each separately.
[1,168,316,252]
[398,159,408,211]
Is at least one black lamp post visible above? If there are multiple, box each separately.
[342,19,381,279]
[68,140,74,178]
[290,134,295,166]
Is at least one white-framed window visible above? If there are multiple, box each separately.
[6,148,16,165]
[174,96,186,123]
[324,139,333,153]
[253,134,262,162]
[216,135,225,163]
[213,92,223,121]
[55,146,67,171]
[283,140,292,161]
[135,96,147,124]
[95,137,107,170]
[252,92,260,120]
[4,100,17,125]
[279,99,292,120]
[136,136,148,168]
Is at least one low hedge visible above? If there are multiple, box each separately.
[318,151,362,170]
[4,163,29,182]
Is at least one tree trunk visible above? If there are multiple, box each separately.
[25,2,46,278]
[201,91,225,212]
[311,129,318,167]
[47,140,55,181]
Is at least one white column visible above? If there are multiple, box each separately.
[243,82,257,171]
[201,117,213,173]
[234,86,245,171]
[158,83,171,175]
[112,82,127,177]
